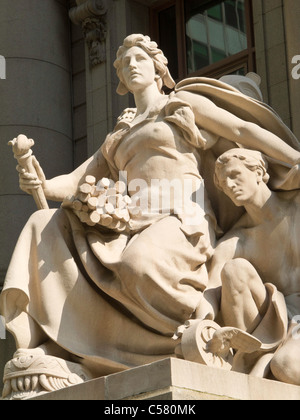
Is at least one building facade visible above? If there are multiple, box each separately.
[0,0,299,393]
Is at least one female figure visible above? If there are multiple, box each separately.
[1,35,300,385]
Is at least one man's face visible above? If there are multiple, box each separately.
[121,46,157,93]
[216,159,261,207]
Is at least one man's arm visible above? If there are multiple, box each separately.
[209,235,241,288]
[176,90,300,166]
[195,234,241,320]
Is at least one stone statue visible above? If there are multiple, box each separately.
[2,34,300,399]
[195,148,300,385]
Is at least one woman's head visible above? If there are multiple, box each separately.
[114,34,175,95]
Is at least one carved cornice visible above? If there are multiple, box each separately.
[69,0,108,67]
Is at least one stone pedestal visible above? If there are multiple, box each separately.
[31,358,300,401]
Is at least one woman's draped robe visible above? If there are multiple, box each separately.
[1,78,300,376]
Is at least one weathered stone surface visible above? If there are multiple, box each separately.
[31,359,300,401]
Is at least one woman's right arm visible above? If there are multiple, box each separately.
[43,148,111,202]
[20,148,111,203]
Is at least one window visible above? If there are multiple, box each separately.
[151,0,255,81]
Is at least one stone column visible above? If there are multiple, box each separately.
[69,0,153,157]
[252,1,292,128]
[70,0,112,156]
[0,0,74,395]
[0,0,74,288]
[283,0,300,139]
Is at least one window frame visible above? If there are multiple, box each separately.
[150,0,255,81]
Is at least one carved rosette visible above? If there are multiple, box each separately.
[69,0,108,66]
[174,320,234,370]
[2,351,92,400]
[174,319,280,373]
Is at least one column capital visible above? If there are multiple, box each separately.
[69,0,108,67]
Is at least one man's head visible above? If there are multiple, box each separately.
[214,149,270,207]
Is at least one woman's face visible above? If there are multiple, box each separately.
[120,46,157,93]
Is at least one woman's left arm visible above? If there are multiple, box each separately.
[176,90,300,166]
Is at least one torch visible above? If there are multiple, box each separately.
[8,134,49,210]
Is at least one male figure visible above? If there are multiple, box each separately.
[203,148,300,385]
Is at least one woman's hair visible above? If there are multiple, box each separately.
[113,34,175,95]
[214,148,270,190]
